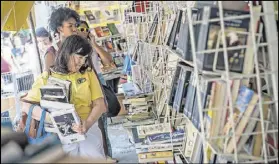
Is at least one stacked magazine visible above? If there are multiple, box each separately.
[122,94,156,128]
[131,123,185,163]
[40,77,85,145]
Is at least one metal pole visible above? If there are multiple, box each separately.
[27,11,43,74]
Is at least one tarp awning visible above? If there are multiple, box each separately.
[1,1,35,31]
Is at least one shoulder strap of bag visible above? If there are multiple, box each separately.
[25,105,47,138]
[36,108,46,138]
[24,104,37,135]
[89,60,109,110]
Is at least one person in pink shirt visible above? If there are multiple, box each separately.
[1,56,11,73]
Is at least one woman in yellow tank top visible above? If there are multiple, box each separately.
[21,35,107,159]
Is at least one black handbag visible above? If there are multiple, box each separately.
[102,84,121,117]
[90,63,121,117]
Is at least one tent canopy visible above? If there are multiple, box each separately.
[1,1,35,31]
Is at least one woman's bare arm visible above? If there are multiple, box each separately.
[44,52,56,71]
[93,43,113,65]
[86,97,106,128]
[72,97,106,134]
[21,102,52,123]
[89,33,113,65]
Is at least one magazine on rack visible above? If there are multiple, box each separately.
[49,108,85,145]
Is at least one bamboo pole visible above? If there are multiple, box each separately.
[27,11,43,73]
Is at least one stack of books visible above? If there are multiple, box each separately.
[40,77,85,145]
[122,94,156,128]
[131,123,185,163]
[120,93,186,163]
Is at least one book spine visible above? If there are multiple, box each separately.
[168,66,182,106]
[196,6,211,71]
[183,74,194,118]
[189,75,197,120]
[173,10,184,49]
[173,69,184,111]
[236,106,260,152]
[168,11,181,48]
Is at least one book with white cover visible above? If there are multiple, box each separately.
[40,86,67,101]
[40,100,74,112]
[40,77,72,111]
[49,108,86,144]
[137,123,172,138]
[47,76,71,100]
[136,144,173,153]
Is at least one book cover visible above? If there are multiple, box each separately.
[225,92,259,153]
[190,134,203,163]
[172,66,191,113]
[209,81,227,138]
[192,76,213,130]
[136,144,173,154]
[144,129,185,145]
[196,7,250,73]
[177,8,199,61]
[132,1,150,13]
[94,27,103,37]
[101,26,111,37]
[84,10,96,24]
[164,13,176,45]
[172,10,184,49]
[235,86,255,113]
[252,95,270,156]
[168,10,183,49]
[136,123,172,139]
[176,10,188,58]
[40,86,68,103]
[168,63,182,106]
[184,74,197,120]
[101,9,114,20]
[131,127,145,144]
[138,151,173,163]
[236,104,260,153]
[40,100,74,113]
[122,118,155,128]
[107,23,119,35]
[49,108,86,145]
[47,76,71,101]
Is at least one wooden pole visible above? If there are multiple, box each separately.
[28,11,43,73]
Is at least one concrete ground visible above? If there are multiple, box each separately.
[107,118,138,163]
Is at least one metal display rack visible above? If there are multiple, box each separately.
[1,70,34,127]
[122,1,278,163]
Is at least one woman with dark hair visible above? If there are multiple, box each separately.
[78,20,113,85]
[48,7,80,47]
[21,35,107,159]
[48,8,116,161]
[78,20,115,160]
[35,27,56,71]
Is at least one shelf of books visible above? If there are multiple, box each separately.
[120,1,278,163]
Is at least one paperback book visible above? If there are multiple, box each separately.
[49,108,85,145]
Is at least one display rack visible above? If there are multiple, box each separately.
[122,1,278,163]
[1,70,34,128]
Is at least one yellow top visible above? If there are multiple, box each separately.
[23,69,104,120]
